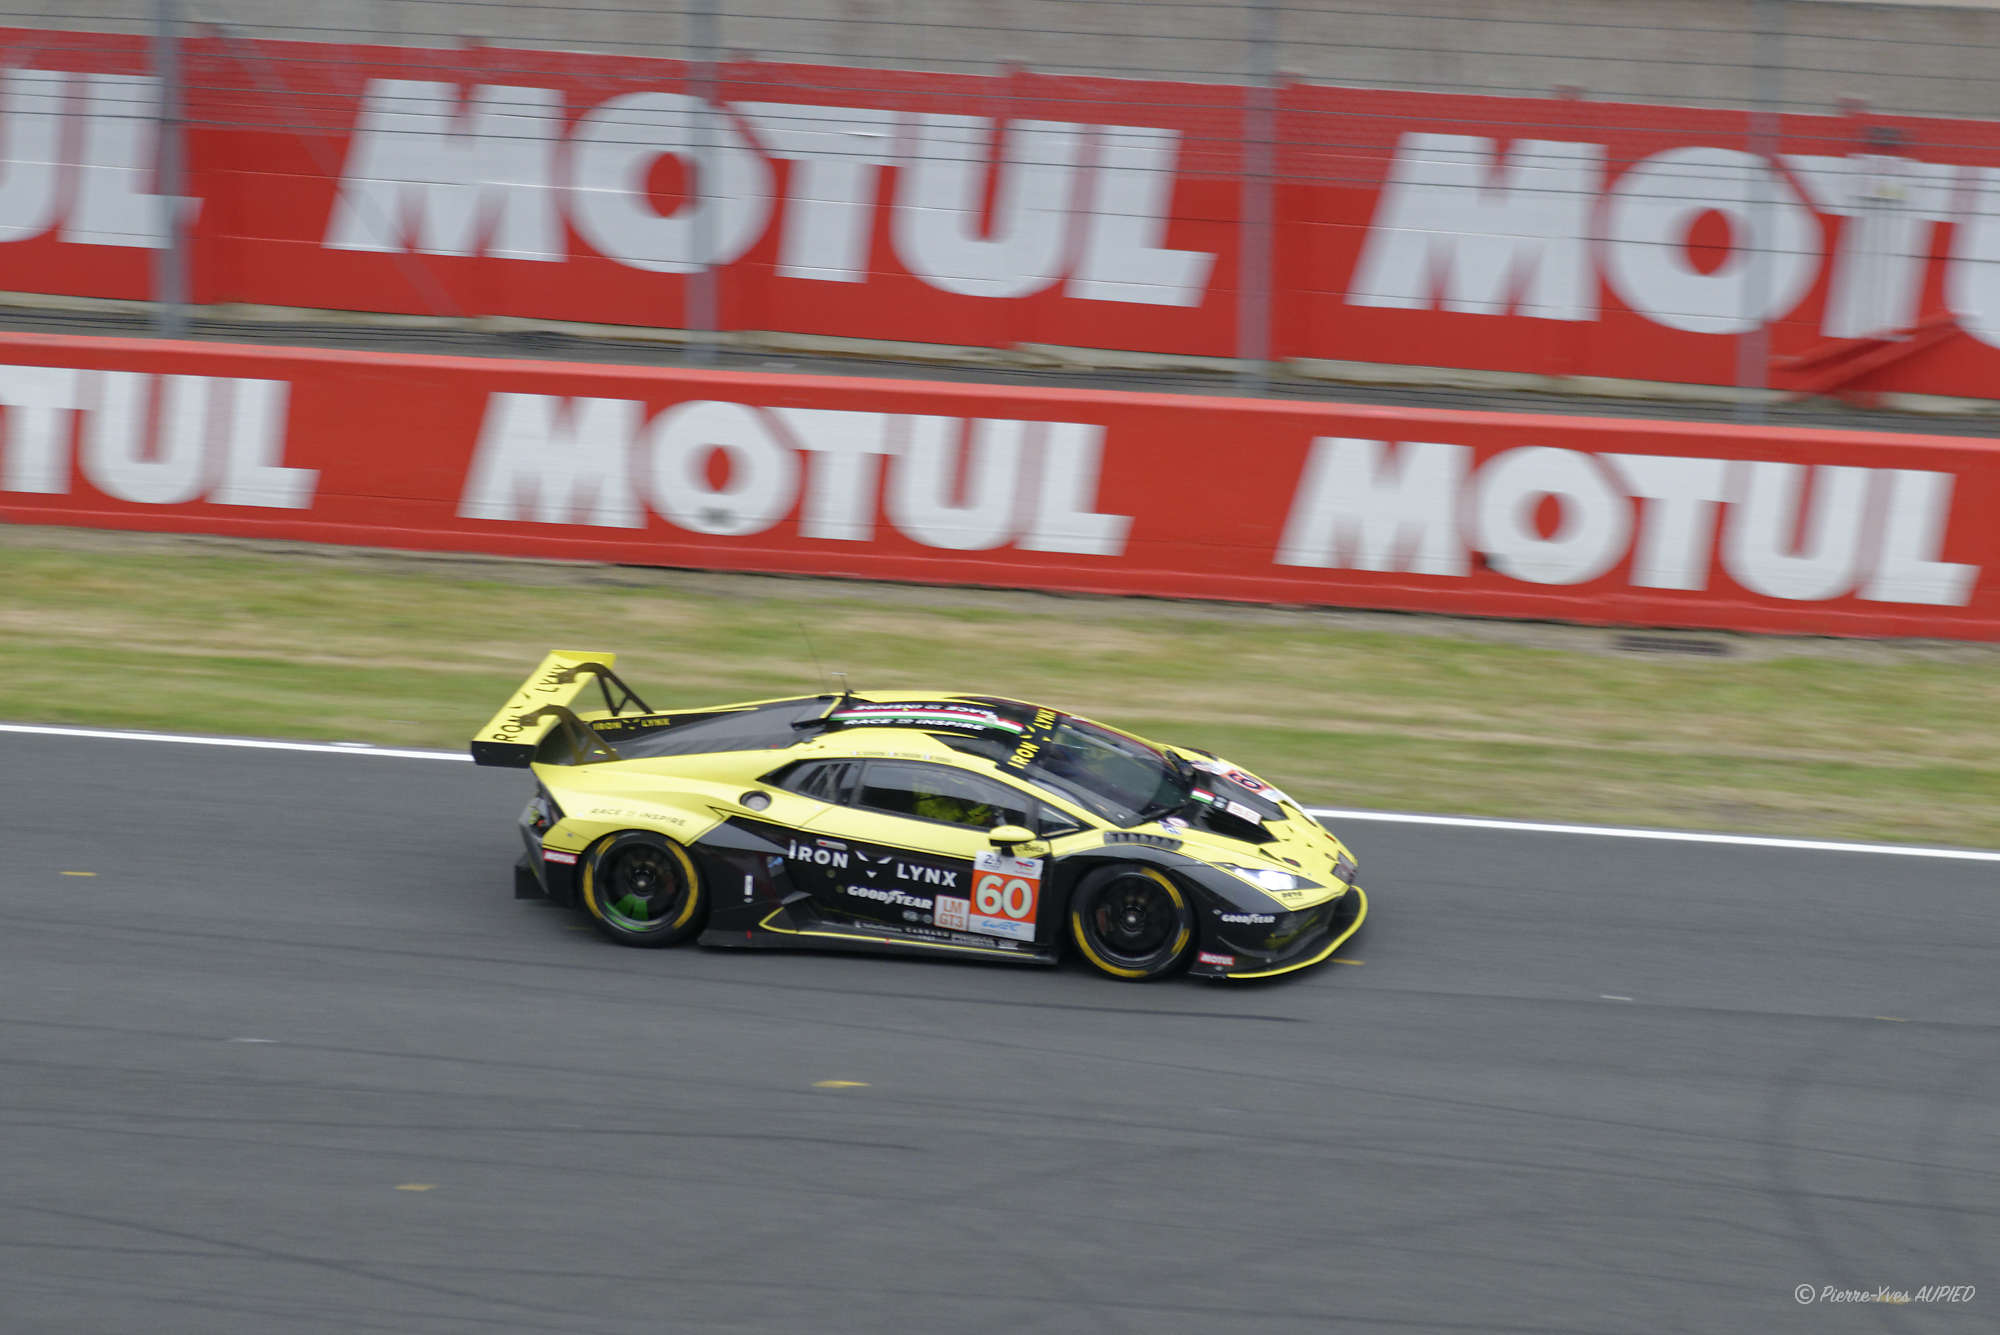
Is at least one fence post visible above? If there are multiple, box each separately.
[686,0,719,363]
[1736,0,1784,420]
[151,0,188,337]
[1236,0,1277,389]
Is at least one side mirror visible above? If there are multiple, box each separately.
[987,824,1036,852]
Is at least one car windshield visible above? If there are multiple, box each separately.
[1026,716,1187,826]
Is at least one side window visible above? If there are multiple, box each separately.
[777,760,855,802]
[856,761,1035,830]
[1032,801,1086,838]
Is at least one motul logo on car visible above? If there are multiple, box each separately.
[0,366,314,508]
[325,81,1213,306]
[458,394,1131,554]
[1278,438,1979,606]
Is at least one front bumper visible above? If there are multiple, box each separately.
[1187,885,1368,980]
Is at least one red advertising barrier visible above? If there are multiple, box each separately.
[11,29,2000,398]
[3,333,1994,640]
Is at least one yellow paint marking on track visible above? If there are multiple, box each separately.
[1330,958,1364,966]
[60,871,96,877]
[813,1081,870,1089]
[394,1184,437,1191]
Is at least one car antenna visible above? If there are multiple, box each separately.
[831,669,853,709]
[797,620,830,695]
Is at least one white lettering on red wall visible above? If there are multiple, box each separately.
[0,365,312,507]
[2,337,1993,640]
[322,80,1214,305]
[1278,437,1978,605]
[457,393,1133,554]
[19,33,2000,397]
[1349,135,1602,321]
[0,68,195,249]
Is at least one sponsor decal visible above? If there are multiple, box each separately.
[1193,758,1294,807]
[844,884,933,911]
[541,848,579,865]
[1218,912,1275,925]
[848,847,960,889]
[582,804,690,829]
[786,838,850,869]
[1006,706,1059,769]
[1224,799,1265,825]
[484,661,579,743]
[934,894,970,932]
[1159,816,1190,831]
[897,921,1024,950]
[830,703,1030,734]
[967,849,1042,942]
[592,714,679,730]
[1197,951,1236,967]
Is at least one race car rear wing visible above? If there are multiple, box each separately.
[470,650,654,768]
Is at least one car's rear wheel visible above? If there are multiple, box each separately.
[580,831,706,947]
[1069,865,1194,981]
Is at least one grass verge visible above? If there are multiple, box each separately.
[4,527,1996,849]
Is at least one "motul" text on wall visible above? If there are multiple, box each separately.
[14,29,2000,398]
[3,333,1993,640]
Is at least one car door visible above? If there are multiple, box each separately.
[797,759,1065,951]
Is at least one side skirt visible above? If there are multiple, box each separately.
[699,910,1057,966]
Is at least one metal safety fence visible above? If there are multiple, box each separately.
[8,1,2000,404]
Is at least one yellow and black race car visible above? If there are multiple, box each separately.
[473,651,1366,981]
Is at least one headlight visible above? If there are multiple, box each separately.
[1333,852,1357,885]
[1217,863,1320,894]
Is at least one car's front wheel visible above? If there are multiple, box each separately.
[580,831,706,947]
[1068,864,1194,980]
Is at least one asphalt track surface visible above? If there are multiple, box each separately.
[3,730,1995,1335]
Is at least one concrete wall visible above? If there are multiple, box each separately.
[8,1,2000,116]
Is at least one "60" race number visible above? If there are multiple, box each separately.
[973,871,1037,922]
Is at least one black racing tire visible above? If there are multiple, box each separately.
[1068,864,1195,981]
[579,831,706,948]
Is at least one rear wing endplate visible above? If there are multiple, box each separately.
[469,650,654,768]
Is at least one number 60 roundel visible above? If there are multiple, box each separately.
[968,850,1042,941]
[975,872,1036,920]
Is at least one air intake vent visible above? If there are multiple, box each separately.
[1105,832,1181,850]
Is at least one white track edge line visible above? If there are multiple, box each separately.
[0,722,468,762]
[1298,807,2000,862]
[5,721,1995,863]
